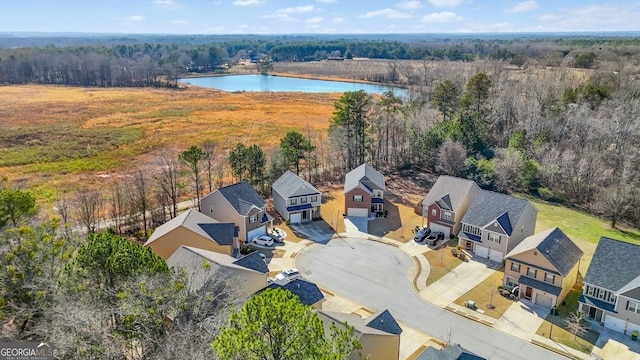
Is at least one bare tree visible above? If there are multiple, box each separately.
[108,182,127,235]
[55,194,72,239]
[202,140,217,193]
[437,139,467,176]
[565,310,588,342]
[154,151,181,218]
[76,189,102,234]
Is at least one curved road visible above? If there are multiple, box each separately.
[296,237,567,360]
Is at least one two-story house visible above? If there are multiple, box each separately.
[272,170,322,224]
[421,175,480,237]
[503,227,583,308]
[579,237,640,335]
[344,163,386,217]
[458,190,537,263]
[201,181,273,243]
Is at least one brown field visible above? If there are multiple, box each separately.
[0,85,341,195]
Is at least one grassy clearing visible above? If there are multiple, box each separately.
[452,270,514,319]
[423,242,463,286]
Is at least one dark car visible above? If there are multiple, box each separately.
[425,231,445,245]
[413,227,432,242]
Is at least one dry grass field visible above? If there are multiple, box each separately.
[0,85,341,197]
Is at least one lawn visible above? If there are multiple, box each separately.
[423,240,463,286]
[452,270,515,319]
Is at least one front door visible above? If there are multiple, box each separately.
[589,306,596,319]
[302,210,308,220]
[525,286,532,300]
[465,240,473,250]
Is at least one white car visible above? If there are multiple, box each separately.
[275,268,300,281]
[252,235,274,247]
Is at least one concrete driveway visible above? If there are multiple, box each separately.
[493,301,548,341]
[296,237,566,360]
[343,216,369,234]
[592,328,640,360]
[289,222,334,242]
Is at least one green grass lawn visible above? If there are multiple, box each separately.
[526,196,640,245]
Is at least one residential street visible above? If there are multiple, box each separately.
[295,237,567,360]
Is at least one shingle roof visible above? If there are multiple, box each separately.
[318,309,401,336]
[265,279,324,306]
[505,227,583,277]
[198,223,236,246]
[233,252,269,274]
[584,237,640,292]
[579,294,617,313]
[217,181,266,216]
[422,176,479,213]
[365,309,402,335]
[344,163,385,194]
[518,275,562,296]
[144,209,224,246]
[416,345,485,360]
[461,190,534,234]
[272,170,320,199]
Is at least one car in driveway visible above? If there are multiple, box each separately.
[252,235,274,247]
[275,268,300,281]
[425,231,444,245]
[413,227,432,242]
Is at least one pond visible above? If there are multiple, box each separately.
[178,74,407,97]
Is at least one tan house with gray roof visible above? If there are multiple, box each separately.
[421,176,480,237]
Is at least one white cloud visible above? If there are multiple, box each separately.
[168,19,187,24]
[233,0,264,6]
[126,15,146,21]
[213,1,222,4]
[152,0,174,5]
[316,0,337,3]
[306,17,324,24]
[359,8,411,19]
[277,5,315,14]
[333,17,345,23]
[535,3,640,31]
[397,1,422,9]
[505,1,539,13]
[427,0,463,8]
[422,11,462,23]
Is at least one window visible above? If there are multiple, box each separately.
[506,277,518,288]
[443,211,452,220]
[353,195,363,202]
[249,214,258,223]
[587,286,594,296]
[527,267,537,278]
[431,209,437,216]
[511,262,521,273]
[290,198,297,206]
[301,197,308,204]
[488,233,501,243]
[545,273,555,284]
[374,190,383,198]
[311,195,318,202]
[627,301,640,314]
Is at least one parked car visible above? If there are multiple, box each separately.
[269,229,285,243]
[425,231,445,245]
[275,268,300,281]
[252,235,274,247]
[413,227,432,242]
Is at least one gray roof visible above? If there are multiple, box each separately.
[416,345,485,360]
[584,237,640,292]
[216,181,266,216]
[460,190,534,234]
[318,309,401,336]
[198,223,235,246]
[145,209,224,246]
[422,176,480,212]
[233,252,269,274]
[264,279,324,306]
[505,227,583,277]
[344,163,385,194]
[272,170,320,199]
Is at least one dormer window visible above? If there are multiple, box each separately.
[443,211,452,220]
[249,214,258,223]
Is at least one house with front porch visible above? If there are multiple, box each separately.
[579,237,640,335]
[272,170,321,224]
[344,163,386,217]
[421,175,480,238]
[201,181,273,243]
[503,227,583,308]
[458,190,537,263]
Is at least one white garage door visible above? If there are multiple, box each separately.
[429,223,451,238]
[535,294,553,308]
[475,245,489,258]
[489,249,504,263]
[247,226,266,241]
[290,213,302,224]
[347,208,369,217]
[605,315,626,333]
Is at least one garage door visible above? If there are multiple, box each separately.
[605,315,627,333]
[247,226,266,241]
[290,213,302,224]
[429,223,451,238]
[475,245,489,258]
[535,294,553,308]
[489,249,504,263]
[347,208,369,217]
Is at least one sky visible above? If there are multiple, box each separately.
[2,1,640,35]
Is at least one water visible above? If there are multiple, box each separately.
[178,74,407,97]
